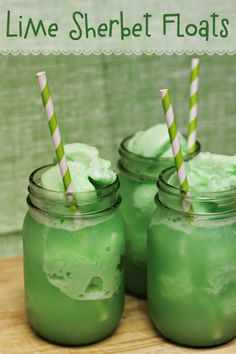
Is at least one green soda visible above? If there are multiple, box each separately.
[23,165,125,345]
[118,125,200,298]
[148,155,236,347]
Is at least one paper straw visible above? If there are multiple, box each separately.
[36,71,74,195]
[188,58,200,153]
[160,89,189,193]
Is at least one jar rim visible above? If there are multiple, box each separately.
[27,164,121,218]
[118,134,201,181]
[158,166,236,199]
[29,164,120,199]
[119,134,201,163]
[157,166,236,217]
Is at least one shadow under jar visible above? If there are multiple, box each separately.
[148,166,236,347]
[23,165,125,346]
[118,135,200,298]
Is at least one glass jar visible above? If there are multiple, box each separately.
[23,165,125,346]
[118,135,200,298]
[148,166,236,347]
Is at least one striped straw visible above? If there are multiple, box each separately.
[36,71,74,195]
[188,58,200,153]
[160,89,189,193]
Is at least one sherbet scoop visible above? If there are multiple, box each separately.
[127,124,188,158]
[41,143,116,193]
[169,152,236,193]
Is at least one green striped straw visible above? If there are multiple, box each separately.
[160,89,189,193]
[188,58,200,153]
[36,71,75,195]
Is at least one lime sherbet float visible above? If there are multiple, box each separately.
[23,143,125,345]
[148,152,236,347]
[118,124,200,297]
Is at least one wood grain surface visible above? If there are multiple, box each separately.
[0,257,236,354]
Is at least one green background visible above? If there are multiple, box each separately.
[1,54,236,257]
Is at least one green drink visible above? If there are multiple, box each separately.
[118,124,200,298]
[23,144,125,345]
[148,153,236,347]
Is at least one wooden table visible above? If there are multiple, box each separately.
[0,257,235,354]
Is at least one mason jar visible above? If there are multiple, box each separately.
[23,165,125,346]
[118,135,200,298]
[148,166,236,347]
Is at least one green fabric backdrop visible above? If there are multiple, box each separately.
[1,54,236,256]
